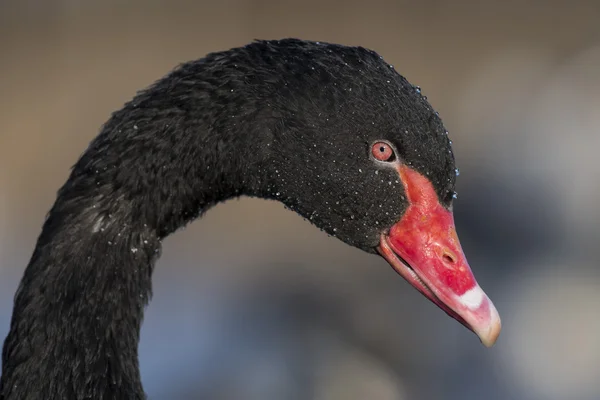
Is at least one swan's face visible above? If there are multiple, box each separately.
[268,65,456,252]
[261,43,500,347]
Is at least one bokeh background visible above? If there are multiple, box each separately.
[1,1,599,399]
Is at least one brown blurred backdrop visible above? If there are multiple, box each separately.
[1,1,600,399]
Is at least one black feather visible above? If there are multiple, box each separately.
[0,38,455,399]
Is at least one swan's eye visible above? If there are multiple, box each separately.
[371,141,395,162]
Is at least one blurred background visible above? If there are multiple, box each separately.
[1,0,599,399]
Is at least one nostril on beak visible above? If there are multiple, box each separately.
[442,251,456,264]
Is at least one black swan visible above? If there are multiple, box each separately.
[0,39,501,399]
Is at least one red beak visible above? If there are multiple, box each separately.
[377,165,501,347]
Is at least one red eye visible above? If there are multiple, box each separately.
[371,141,395,161]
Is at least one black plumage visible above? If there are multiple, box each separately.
[0,39,455,399]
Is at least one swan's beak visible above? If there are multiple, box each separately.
[377,165,501,347]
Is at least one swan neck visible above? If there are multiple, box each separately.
[1,58,270,399]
